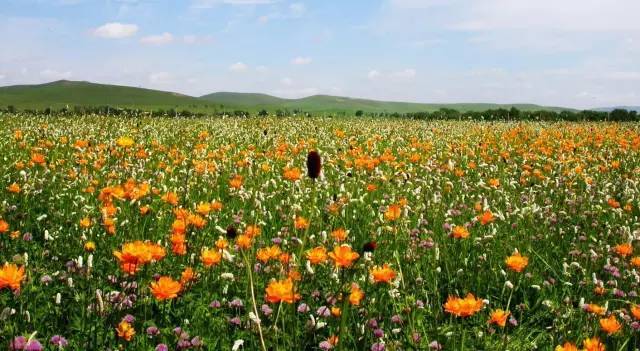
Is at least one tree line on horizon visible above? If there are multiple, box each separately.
[1,104,638,121]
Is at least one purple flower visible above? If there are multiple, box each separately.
[9,336,26,351]
[122,314,135,323]
[209,300,221,308]
[25,340,43,351]
[371,342,385,351]
[229,316,241,326]
[367,319,378,329]
[40,275,52,285]
[173,327,183,335]
[177,339,191,349]
[391,315,402,324]
[316,306,330,318]
[155,344,169,351]
[373,328,384,338]
[22,233,33,241]
[49,335,68,348]
[190,336,203,347]
[412,332,421,343]
[319,341,333,350]
[146,326,160,336]
[429,341,443,350]
[261,304,273,317]
[229,298,244,309]
[297,303,310,313]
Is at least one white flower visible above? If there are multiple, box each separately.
[232,339,244,351]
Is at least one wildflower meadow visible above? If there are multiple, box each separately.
[1,113,640,350]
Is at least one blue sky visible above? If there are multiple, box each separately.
[1,0,639,109]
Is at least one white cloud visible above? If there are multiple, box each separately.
[291,56,312,65]
[367,70,381,80]
[148,72,171,84]
[229,62,249,72]
[258,15,269,24]
[0,74,5,80]
[140,32,174,45]
[93,22,138,39]
[453,0,640,32]
[255,66,269,73]
[289,3,306,16]
[40,69,72,80]
[281,77,293,86]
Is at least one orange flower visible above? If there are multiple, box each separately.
[201,248,222,267]
[116,136,135,148]
[79,217,92,229]
[236,234,252,249]
[370,264,396,284]
[170,232,187,256]
[180,267,196,285]
[554,342,578,351]
[256,245,282,263]
[582,337,605,351]
[614,243,633,257]
[477,210,495,225]
[215,238,229,251]
[488,178,500,188]
[443,293,484,317]
[244,225,261,238]
[349,284,365,306]
[113,241,154,275]
[331,228,348,242]
[599,315,622,335]
[328,245,360,268]
[195,202,211,216]
[631,304,640,320]
[283,167,302,181]
[7,183,20,194]
[150,276,182,301]
[366,184,378,192]
[116,321,135,341]
[451,225,469,239]
[585,304,605,315]
[505,252,529,272]
[294,216,309,230]
[265,278,300,304]
[631,256,640,268]
[331,306,341,317]
[488,309,510,327]
[0,263,25,291]
[161,192,179,206]
[0,219,9,233]
[229,175,243,189]
[306,246,328,265]
[384,204,402,221]
[84,241,96,252]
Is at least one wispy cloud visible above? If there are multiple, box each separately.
[291,56,312,65]
[93,22,138,39]
[140,32,173,45]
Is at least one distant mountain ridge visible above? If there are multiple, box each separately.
[593,106,640,113]
[0,79,578,113]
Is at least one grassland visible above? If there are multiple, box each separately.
[0,114,639,350]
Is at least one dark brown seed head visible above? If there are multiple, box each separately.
[306,150,322,179]
[362,241,377,253]
[226,225,238,239]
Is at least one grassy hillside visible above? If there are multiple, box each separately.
[0,80,571,113]
[0,80,212,111]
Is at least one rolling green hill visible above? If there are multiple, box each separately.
[0,80,211,111]
[0,80,571,114]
